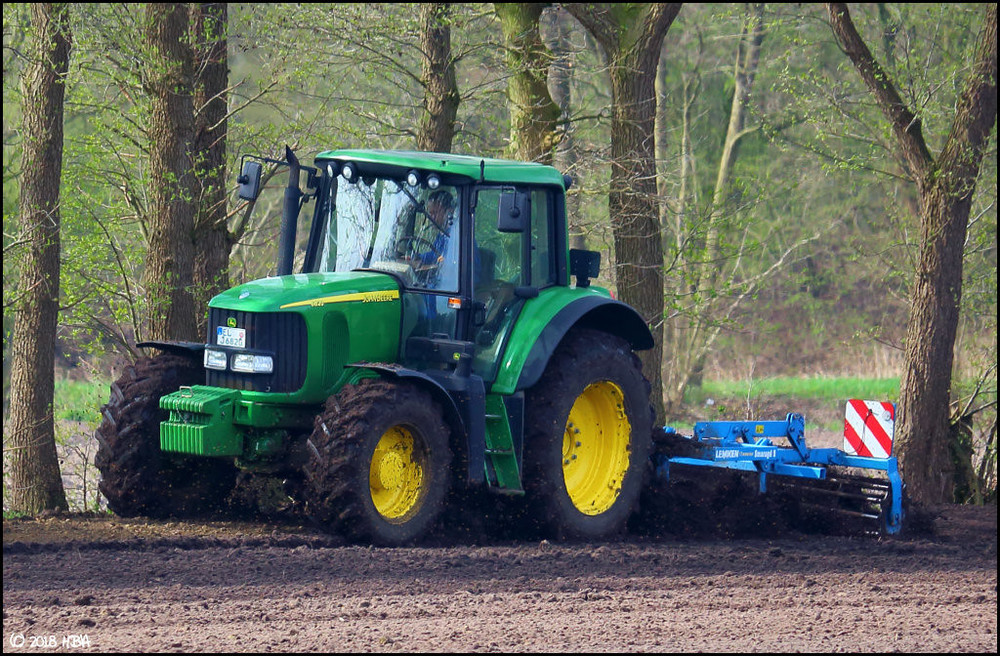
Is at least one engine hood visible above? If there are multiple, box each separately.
[209,271,401,314]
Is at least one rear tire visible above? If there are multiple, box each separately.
[303,378,452,546]
[523,328,653,540]
[94,354,239,518]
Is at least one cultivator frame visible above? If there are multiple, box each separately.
[653,412,905,536]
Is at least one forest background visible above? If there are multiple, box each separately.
[2,4,996,514]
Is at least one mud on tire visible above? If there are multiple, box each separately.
[95,354,239,518]
[303,378,452,546]
[522,328,654,540]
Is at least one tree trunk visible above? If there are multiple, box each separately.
[7,2,71,514]
[898,183,972,502]
[659,66,696,415]
[495,3,561,164]
[546,6,584,249]
[192,2,231,337]
[827,3,997,504]
[142,3,199,344]
[703,3,763,287]
[607,64,667,423]
[416,3,459,153]
[566,3,682,423]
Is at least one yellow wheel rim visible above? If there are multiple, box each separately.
[562,381,632,515]
[369,425,425,521]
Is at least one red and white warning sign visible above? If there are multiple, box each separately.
[844,399,895,458]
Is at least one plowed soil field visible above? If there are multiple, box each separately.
[3,498,995,653]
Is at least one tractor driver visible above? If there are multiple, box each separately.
[405,189,483,336]
[409,189,460,292]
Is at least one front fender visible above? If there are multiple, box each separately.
[137,340,206,358]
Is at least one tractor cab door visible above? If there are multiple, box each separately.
[470,186,557,384]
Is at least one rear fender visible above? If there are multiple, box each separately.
[490,292,653,395]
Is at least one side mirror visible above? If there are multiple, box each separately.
[237,160,263,201]
[569,249,601,288]
[498,189,529,233]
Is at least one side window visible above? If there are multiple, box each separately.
[530,189,555,287]
[473,189,524,291]
[471,188,526,381]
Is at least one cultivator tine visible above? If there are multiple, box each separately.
[769,472,892,537]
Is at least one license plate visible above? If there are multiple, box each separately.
[216,326,246,348]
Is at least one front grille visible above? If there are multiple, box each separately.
[206,308,308,393]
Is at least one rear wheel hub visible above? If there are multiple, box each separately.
[562,381,632,515]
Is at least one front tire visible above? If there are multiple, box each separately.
[303,378,452,546]
[523,328,654,540]
[94,354,239,518]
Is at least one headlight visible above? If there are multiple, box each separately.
[204,349,228,370]
[231,353,274,374]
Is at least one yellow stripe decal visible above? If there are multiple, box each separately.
[280,289,400,309]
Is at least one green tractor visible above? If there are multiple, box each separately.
[95,148,655,546]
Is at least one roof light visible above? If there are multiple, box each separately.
[341,162,359,183]
[406,170,421,187]
[426,174,441,190]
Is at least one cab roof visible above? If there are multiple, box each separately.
[315,149,568,188]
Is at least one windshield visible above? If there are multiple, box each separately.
[313,165,461,293]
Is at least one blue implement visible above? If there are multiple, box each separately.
[652,413,905,535]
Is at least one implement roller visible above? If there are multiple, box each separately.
[652,402,905,536]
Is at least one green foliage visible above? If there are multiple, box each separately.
[53,378,106,423]
[957,128,997,379]
[3,4,29,408]
[697,3,995,386]
[653,5,856,407]
[692,376,900,404]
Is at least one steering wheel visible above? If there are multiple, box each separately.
[397,235,441,261]
[475,281,516,345]
[396,236,442,286]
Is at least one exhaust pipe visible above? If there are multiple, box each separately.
[277,145,301,276]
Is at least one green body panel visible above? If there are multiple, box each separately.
[211,271,402,406]
[161,386,243,456]
[231,397,318,430]
[490,285,613,396]
[317,149,567,188]
[161,384,321,458]
[484,394,522,492]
